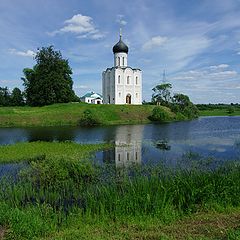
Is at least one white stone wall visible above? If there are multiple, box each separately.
[102,67,142,105]
[114,67,142,105]
[114,53,128,67]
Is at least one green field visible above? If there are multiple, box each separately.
[0,103,176,127]
[200,108,240,116]
[0,142,240,239]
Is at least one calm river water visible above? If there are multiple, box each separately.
[0,116,240,169]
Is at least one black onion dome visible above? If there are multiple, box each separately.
[113,37,128,54]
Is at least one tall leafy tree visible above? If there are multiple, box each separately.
[11,87,24,106]
[152,83,172,106]
[22,46,77,106]
[0,87,11,106]
[172,93,199,118]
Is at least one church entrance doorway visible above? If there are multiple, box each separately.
[126,94,131,104]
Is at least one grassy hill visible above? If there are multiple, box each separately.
[0,103,176,127]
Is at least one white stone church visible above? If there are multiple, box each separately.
[102,33,142,104]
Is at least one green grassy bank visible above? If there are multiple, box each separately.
[200,108,240,116]
[0,103,177,127]
[0,142,240,239]
[197,104,240,116]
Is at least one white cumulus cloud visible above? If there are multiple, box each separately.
[9,49,35,57]
[50,14,104,39]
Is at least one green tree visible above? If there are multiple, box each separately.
[11,87,24,106]
[172,93,190,111]
[22,46,77,106]
[172,93,199,118]
[152,83,172,106]
[227,106,235,114]
[0,87,11,106]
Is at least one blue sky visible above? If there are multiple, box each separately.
[0,0,240,103]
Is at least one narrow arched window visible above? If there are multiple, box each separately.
[127,76,130,84]
[136,76,138,85]
[118,75,120,84]
[123,57,125,66]
[118,57,120,66]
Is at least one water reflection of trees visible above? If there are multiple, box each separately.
[27,127,76,142]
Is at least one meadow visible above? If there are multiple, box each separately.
[197,104,240,116]
[0,142,240,239]
[0,103,188,127]
[200,108,240,116]
[0,103,170,127]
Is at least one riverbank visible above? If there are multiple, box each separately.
[200,108,240,116]
[0,103,177,127]
[0,142,240,239]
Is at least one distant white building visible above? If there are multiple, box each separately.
[102,31,142,105]
[80,92,103,104]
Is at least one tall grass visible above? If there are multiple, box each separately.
[0,142,240,239]
[1,159,240,239]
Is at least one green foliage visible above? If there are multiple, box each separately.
[151,84,199,120]
[0,87,11,106]
[22,156,98,189]
[1,142,240,239]
[0,87,25,106]
[172,93,199,119]
[152,83,172,106]
[11,87,24,106]
[79,109,100,126]
[149,106,171,122]
[22,46,77,106]
[227,106,235,114]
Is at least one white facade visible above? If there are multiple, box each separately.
[102,36,142,105]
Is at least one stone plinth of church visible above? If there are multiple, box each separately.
[102,34,142,105]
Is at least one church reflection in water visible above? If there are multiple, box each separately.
[103,125,144,168]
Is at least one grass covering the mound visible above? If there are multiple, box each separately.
[0,103,175,127]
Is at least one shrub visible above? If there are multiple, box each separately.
[227,106,235,114]
[149,107,170,122]
[79,109,100,126]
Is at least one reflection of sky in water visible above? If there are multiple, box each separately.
[1,117,240,168]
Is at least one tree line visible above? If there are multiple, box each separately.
[0,87,24,106]
[1,46,79,107]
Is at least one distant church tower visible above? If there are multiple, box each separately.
[102,31,142,104]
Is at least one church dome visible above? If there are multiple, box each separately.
[113,37,128,54]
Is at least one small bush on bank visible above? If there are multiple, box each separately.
[227,106,235,114]
[149,107,171,122]
[79,109,100,126]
